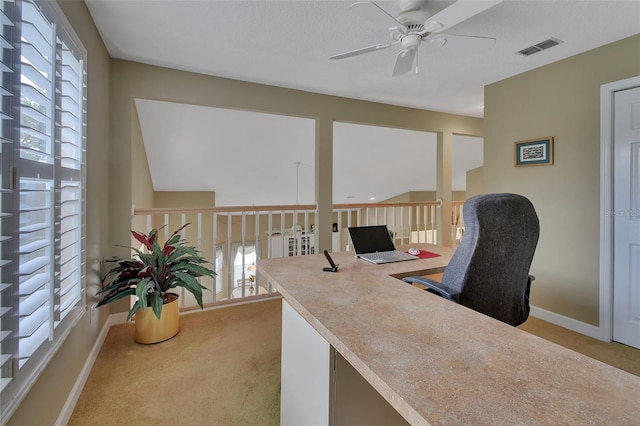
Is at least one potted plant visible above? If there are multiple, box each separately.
[97,223,215,343]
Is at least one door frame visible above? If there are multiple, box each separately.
[599,75,640,342]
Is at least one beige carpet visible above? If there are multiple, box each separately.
[69,298,282,426]
[519,316,640,377]
[70,298,639,425]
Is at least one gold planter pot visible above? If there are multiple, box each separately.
[135,293,180,344]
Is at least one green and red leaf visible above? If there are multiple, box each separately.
[131,230,154,251]
[148,228,158,247]
[98,223,216,320]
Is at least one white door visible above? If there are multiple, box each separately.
[613,86,640,348]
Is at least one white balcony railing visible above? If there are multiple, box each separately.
[452,201,465,245]
[132,201,453,308]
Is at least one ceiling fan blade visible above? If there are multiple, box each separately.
[350,2,407,34]
[427,34,496,52]
[423,0,502,34]
[330,42,393,60]
[392,48,417,76]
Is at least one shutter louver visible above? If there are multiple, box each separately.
[55,34,83,321]
[0,0,15,393]
[17,179,52,364]
[17,0,54,366]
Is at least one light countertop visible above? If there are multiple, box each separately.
[258,244,640,425]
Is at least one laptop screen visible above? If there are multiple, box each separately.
[348,225,397,254]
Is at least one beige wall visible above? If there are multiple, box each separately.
[131,104,154,210]
[154,191,216,208]
[484,34,640,325]
[384,191,465,203]
[116,60,483,270]
[7,1,112,424]
[451,191,466,202]
[384,191,437,202]
[130,105,155,246]
[465,167,484,199]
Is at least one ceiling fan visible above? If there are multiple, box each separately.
[330,0,502,76]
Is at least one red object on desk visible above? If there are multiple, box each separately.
[405,250,440,259]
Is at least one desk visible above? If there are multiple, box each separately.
[258,244,640,425]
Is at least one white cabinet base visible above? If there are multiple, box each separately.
[281,300,330,425]
[281,300,408,425]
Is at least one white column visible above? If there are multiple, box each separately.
[436,131,453,247]
[315,117,333,252]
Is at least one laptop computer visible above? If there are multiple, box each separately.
[348,225,418,264]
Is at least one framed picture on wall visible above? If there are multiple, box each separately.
[514,137,554,167]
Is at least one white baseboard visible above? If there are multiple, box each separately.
[55,313,121,426]
[529,305,610,342]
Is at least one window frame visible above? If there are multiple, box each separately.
[0,0,87,421]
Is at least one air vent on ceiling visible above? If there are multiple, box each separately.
[517,37,563,56]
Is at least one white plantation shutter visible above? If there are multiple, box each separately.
[56,25,85,323]
[17,178,53,364]
[0,0,15,395]
[0,0,86,420]
[18,0,55,366]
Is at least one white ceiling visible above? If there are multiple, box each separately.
[136,99,482,205]
[85,0,640,206]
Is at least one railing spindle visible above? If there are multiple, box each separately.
[226,212,233,299]
[213,212,218,302]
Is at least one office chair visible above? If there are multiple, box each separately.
[403,193,539,326]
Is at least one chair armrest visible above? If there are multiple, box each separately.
[401,276,460,301]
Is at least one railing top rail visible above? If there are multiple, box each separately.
[133,201,442,216]
[134,204,318,215]
[332,201,441,209]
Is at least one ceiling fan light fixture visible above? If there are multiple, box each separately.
[401,34,422,49]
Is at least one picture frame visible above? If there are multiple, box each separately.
[514,137,554,167]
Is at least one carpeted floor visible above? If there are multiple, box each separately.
[69,298,282,426]
[518,316,640,377]
[69,298,640,425]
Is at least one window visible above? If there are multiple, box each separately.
[214,244,223,294]
[0,0,86,420]
[232,243,257,287]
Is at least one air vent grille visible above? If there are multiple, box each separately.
[517,37,563,56]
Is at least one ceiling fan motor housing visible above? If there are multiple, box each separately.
[397,3,430,26]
